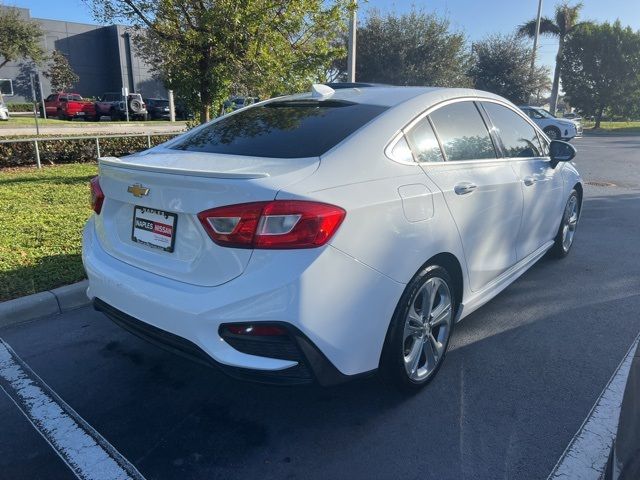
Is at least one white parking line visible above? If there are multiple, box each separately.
[0,339,146,480]
[547,334,640,480]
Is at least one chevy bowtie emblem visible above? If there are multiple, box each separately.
[127,184,150,197]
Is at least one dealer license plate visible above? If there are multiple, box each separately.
[131,206,178,252]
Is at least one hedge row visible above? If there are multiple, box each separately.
[7,102,34,113]
[0,134,178,168]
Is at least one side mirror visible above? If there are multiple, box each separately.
[549,140,576,168]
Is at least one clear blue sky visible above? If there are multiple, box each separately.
[10,0,640,72]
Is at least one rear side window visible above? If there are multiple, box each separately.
[405,117,444,163]
[171,100,388,158]
[482,102,542,158]
[389,136,415,163]
[429,101,496,161]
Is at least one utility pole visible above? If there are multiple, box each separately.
[37,71,47,119]
[347,0,357,82]
[168,89,175,122]
[530,0,543,79]
[30,74,40,136]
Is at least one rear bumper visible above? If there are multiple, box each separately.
[82,217,403,383]
[93,298,356,385]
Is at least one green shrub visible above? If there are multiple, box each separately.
[0,134,178,168]
[6,102,34,113]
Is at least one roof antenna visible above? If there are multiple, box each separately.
[311,84,335,99]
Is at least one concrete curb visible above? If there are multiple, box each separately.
[0,280,90,329]
[582,131,640,137]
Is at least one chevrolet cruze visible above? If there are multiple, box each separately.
[83,85,582,390]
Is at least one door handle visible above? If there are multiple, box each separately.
[454,182,477,195]
[523,176,537,186]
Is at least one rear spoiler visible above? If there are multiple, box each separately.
[98,156,270,179]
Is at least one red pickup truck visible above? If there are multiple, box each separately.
[44,93,97,121]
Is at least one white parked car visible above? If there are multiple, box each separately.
[519,105,583,140]
[83,86,583,390]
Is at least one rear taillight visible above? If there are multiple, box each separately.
[197,200,345,249]
[90,176,104,214]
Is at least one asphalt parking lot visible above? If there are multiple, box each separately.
[1,134,639,480]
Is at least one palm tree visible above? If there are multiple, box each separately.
[518,2,583,114]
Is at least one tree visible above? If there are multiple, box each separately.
[468,34,550,104]
[518,1,583,114]
[0,7,45,68]
[347,9,470,87]
[560,21,640,128]
[88,0,350,123]
[43,50,79,92]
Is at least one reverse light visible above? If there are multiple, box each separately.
[90,176,104,214]
[197,200,345,249]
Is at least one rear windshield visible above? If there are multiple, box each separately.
[171,100,388,158]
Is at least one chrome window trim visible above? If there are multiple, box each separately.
[385,96,552,166]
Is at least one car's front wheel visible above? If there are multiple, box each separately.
[381,265,455,391]
[550,189,580,258]
[544,126,561,140]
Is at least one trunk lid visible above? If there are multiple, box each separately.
[95,150,319,286]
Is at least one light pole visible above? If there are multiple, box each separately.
[530,0,543,79]
[347,0,357,82]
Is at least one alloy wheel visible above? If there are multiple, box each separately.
[544,127,560,140]
[402,277,453,382]
[562,195,579,252]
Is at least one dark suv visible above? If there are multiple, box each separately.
[145,98,170,120]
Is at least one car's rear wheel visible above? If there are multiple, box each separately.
[56,109,66,121]
[381,265,455,391]
[544,126,561,140]
[550,189,580,258]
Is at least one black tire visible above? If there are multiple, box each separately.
[550,189,580,258]
[380,265,456,391]
[56,109,66,121]
[129,98,143,114]
[110,109,121,121]
[544,126,561,140]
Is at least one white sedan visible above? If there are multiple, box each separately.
[83,85,582,390]
[520,105,583,140]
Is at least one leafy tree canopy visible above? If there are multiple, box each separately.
[87,0,351,123]
[43,50,79,93]
[560,21,640,127]
[348,9,470,87]
[468,34,550,104]
[0,7,45,68]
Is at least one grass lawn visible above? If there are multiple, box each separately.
[0,163,97,301]
[582,120,640,134]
